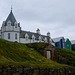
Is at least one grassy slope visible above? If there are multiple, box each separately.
[0,38,69,68]
[56,47,75,66]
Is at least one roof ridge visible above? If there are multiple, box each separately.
[21,30,48,37]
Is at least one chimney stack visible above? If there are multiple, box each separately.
[47,32,50,37]
[36,28,40,34]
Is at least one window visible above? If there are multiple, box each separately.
[15,24,17,28]
[15,34,17,39]
[32,38,35,41]
[8,23,11,27]
[25,36,28,40]
[67,44,69,47]
[39,36,41,42]
[8,33,10,39]
[45,37,47,42]
[63,43,65,48]
[2,34,4,39]
[39,39,41,42]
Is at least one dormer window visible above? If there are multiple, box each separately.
[25,36,28,40]
[44,37,47,42]
[32,35,35,42]
[14,22,18,28]
[25,33,29,41]
[8,23,11,27]
[7,21,11,27]
[15,24,17,28]
[32,37,35,41]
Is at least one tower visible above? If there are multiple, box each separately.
[1,8,21,42]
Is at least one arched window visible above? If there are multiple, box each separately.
[15,34,17,39]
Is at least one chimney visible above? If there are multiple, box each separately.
[47,32,50,37]
[36,28,40,34]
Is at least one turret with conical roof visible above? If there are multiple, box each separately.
[1,8,21,32]
[1,8,21,42]
[5,9,16,26]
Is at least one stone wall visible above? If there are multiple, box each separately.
[0,65,75,75]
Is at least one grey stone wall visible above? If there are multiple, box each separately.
[0,65,75,75]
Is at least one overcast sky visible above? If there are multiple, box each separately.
[0,0,75,40]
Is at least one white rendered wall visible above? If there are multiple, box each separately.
[0,31,1,35]
[20,38,44,43]
[14,26,20,32]
[0,31,1,38]
[2,26,20,32]
[30,39,37,43]
[6,26,14,31]
[2,32,20,42]
[20,38,31,43]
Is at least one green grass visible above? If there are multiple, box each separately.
[56,47,75,66]
[0,38,69,68]
[26,42,48,49]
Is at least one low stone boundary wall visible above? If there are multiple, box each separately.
[0,65,75,75]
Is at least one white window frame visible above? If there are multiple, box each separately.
[8,23,11,27]
[15,24,17,28]
[7,21,11,27]
[25,36,28,40]
[44,37,47,42]
[15,33,17,39]
[8,33,10,39]
[39,36,41,42]
[32,35,35,42]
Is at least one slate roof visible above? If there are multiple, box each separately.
[71,40,75,44]
[53,37,64,42]
[4,9,49,41]
[5,10,16,26]
[20,30,49,40]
